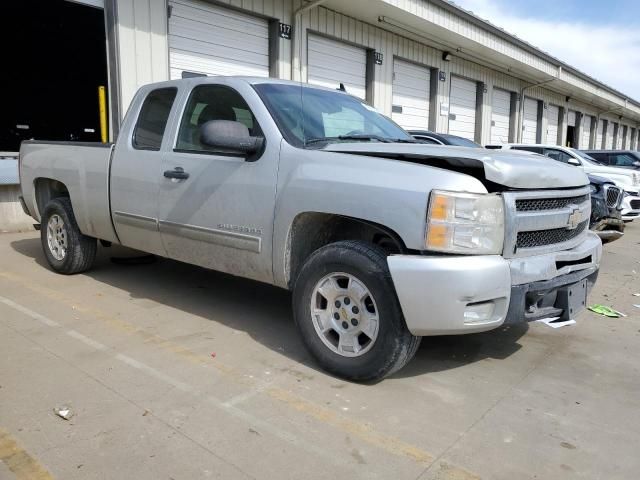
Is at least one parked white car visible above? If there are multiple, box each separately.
[487,144,640,221]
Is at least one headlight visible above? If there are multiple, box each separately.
[425,190,504,254]
[634,173,640,186]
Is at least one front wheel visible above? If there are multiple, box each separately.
[41,197,97,274]
[293,240,421,382]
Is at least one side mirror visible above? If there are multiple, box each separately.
[633,161,640,168]
[567,158,581,166]
[200,120,264,156]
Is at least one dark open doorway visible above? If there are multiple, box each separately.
[566,126,576,147]
[0,0,108,152]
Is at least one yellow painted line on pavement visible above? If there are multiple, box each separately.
[0,270,437,466]
[0,429,54,480]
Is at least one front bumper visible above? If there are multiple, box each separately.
[388,232,602,336]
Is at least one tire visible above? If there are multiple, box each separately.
[293,240,421,382]
[41,197,97,274]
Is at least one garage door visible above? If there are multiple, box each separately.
[522,97,538,144]
[490,88,510,144]
[581,115,592,148]
[168,0,270,79]
[596,119,605,148]
[448,76,477,140]
[308,35,367,100]
[606,122,614,149]
[391,59,430,130]
[547,104,560,145]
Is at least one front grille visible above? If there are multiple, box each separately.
[515,195,589,212]
[631,199,640,209]
[516,220,589,249]
[604,185,622,208]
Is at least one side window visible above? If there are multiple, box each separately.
[513,146,543,154]
[543,149,572,163]
[176,85,262,152]
[133,88,177,150]
[588,152,607,163]
[609,153,636,167]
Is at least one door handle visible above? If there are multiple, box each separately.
[163,167,189,180]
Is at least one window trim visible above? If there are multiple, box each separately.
[172,84,266,160]
[132,87,178,152]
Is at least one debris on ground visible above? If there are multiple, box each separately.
[210,352,216,359]
[142,410,150,416]
[632,293,640,297]
[633,305,640,309]
[53,405,74,420]
[588,305,627,318]
[535,317,576,328]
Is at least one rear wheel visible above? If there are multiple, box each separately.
[293,240,421,382]
[41,197,96,274]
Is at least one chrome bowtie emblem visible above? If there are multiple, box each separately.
[567,208,582,230]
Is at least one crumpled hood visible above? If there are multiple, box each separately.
[322,143,589,189]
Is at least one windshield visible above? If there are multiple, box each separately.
[571,149,604,165]
[441,135,481,148]
[254,83,412,147]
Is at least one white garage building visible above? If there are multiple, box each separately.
[96,0,640,149]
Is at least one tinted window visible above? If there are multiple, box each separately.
[176,85,262,153]
[543,148,573,163]
[609,153,637,167]
[587,152,608,163]
[513,146,543,154]
[133,88,177,150]
[441,135,481,148]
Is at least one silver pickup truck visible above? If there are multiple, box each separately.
[19,77,601,381]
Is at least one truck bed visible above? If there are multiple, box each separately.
[19,140,119,243]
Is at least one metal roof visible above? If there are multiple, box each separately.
[433,0,640,107]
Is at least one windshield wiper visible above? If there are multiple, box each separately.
[388,138,418,143]
[305,134,392,146]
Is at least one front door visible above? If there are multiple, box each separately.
[157,83,278,284]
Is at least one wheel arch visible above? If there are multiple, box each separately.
[33,177,72,220]
[283,212,409,290]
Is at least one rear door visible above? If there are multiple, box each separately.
[490,88,510,144]
[110,87,178,255]
[581,115,592,148]
[391,59,431,130]
[157,83,278,284]
[307,35,367,100]
[547,105,560,145]
[522,97,538,144]
[448,76,477,140]
[168,0,270,79]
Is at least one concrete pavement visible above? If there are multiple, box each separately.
[1,225,639,479]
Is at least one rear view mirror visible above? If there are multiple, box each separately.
[200,120,264,156]
[567,158,581,166]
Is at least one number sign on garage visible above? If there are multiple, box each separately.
[448,76,477,140]
[391,59,431,130]
[522,97,539,144]
[307,34,367,100]
[490,88,510,144]
[168,0,270,79]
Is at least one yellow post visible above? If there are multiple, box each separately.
[98,86,108,143]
